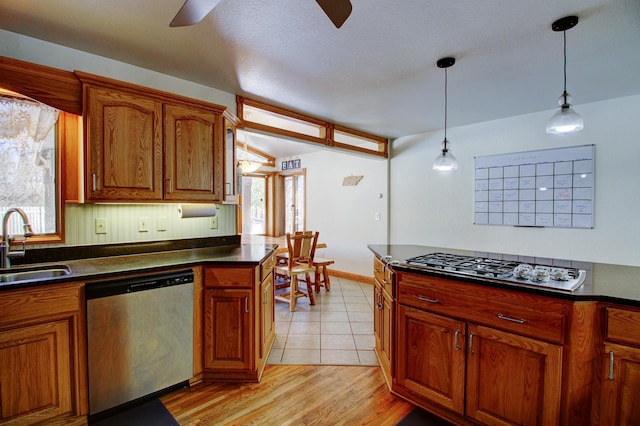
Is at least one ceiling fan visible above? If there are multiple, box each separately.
[170,0,352,28]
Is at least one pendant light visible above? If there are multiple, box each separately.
[433,57,458,171]
[546,16,583,134]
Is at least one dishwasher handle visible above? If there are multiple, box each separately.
[86,269,194,299]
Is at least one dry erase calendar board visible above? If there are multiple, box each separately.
[474,145,594,228]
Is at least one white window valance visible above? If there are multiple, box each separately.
[0,95,59,143]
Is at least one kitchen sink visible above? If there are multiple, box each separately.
[0,265,72,282]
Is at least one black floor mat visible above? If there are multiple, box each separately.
[92,399,178,426]
[395,407,454,426]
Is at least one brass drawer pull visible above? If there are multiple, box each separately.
[497,313,527,324]
[418,295,440,304]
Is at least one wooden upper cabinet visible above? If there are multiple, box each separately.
[77,71,232,203]
[164,103,222,202]
[84,85,163,201]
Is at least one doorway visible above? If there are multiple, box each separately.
[241,176,266,235]
[283,171,305,234]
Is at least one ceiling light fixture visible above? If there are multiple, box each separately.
[433,57,458,171]
[546,15,583,134]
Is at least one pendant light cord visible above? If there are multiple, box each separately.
[563,29,568,103]
[444,67,448,143]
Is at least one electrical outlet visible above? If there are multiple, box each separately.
[95,218,107,234]
[157,216,167,231]
[209,215,218,229]
[138,217,149,232]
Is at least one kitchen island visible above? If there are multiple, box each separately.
[369,244,640,426]
[0,236,278,424]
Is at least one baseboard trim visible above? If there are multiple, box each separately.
[327,269,374,285]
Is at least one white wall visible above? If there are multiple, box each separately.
[297,150,389,276]
[390,95,640,267]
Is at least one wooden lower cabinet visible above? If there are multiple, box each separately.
[203,288,254,373]
[395,305,563,425]
[0,282,86,424]
[373,278,393,383]
[396,305,465,414]
[599,343,640,425]
[465,324,562,426]
[202,257,275,382]
[260,273,276,360]
[596,305,640,425]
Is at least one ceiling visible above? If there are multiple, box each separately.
[1,0,639,153]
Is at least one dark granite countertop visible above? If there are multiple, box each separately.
[368,244,640,307]
[0,236,278,291]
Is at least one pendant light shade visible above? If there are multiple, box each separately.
[547,16,583,134]
[433,139,458,171]
[433,57,458,171]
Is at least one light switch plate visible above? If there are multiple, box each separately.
[138,217,149,232]
[209,215,218,229]
[157,216,167,231]
[95,217,107,234]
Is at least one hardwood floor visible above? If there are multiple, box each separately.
[161,365,414,425]
[46,365,413,425]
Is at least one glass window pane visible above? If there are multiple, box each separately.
[0,101,58,237]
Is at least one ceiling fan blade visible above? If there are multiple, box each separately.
[315,0,352,28]
[170,0,222,27]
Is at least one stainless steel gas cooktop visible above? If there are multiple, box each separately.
[404,252,587,292]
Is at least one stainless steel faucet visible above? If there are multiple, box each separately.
[1,208,35,268]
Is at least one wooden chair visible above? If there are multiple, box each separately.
[274,231,319,311]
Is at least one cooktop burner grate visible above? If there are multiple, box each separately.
[404,252,585,291]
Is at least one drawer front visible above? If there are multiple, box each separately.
[373,257,394,296]
[0,283,82,328]
[205,267,254,288]
[397,274,567,344]
[605,306,640,347]
[261,253,276,281]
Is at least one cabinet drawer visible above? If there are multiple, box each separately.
[205,267,254,288]
[0,283,82,328]
[261,253,276,281]
[373,257,394,296]
[605,306,640,347]
[397,273,568,344]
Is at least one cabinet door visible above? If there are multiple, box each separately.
[164,103,222,202]
[396,304,466,414]
[374,279,393,381]
[85,86,163,201]
[466,324,562,426]
[600,343,640,426]
[260,273,275,360]
[203,289,253,371]
[0,320,73,422]
[223,117,239,204]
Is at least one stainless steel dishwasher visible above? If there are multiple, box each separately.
[86,269,194,421]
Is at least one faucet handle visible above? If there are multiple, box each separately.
[7,235,27,258]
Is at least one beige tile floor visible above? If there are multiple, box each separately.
[267,276,379,366]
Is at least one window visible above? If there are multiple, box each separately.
[0,91,63,243]
[238,96,389,158]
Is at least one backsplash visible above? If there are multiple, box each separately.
[40,203,236,248]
